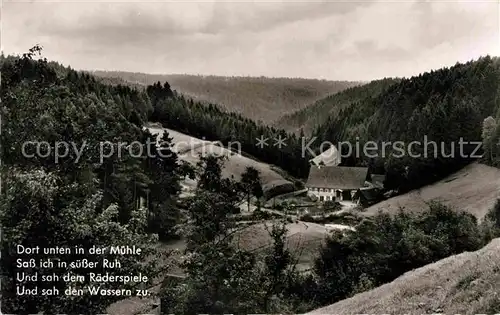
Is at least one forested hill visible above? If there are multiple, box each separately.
[1,47,177,313]
[145,81,311,178]
[310,56,500,193]
[275,78,399,134]
[91,70,361,123]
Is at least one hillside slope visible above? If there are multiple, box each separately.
[309,56,500,193]
[236,221,331,271]
[275,78,398,134]
[145,124,293,191]
[92,70,360,123]
[365,162,500,220]
[307,238,500,315]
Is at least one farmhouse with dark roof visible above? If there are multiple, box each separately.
[306,166,369,202]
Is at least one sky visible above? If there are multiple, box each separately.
[2,0,499,81]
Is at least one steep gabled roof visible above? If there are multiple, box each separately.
[306,166,369,190]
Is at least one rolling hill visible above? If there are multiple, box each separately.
[91,70,361,123]
[307,237,500,315]
[145,123,293,192]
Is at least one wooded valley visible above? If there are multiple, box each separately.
[2,46,500,314]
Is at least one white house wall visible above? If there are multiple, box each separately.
[307,187,342,201]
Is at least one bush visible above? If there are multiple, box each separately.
[353,205,365,212]
[263,181,295,199]
[323,200,342,211]
[249,209,281,220]
[486,199,500,229]
[310,202,485,307]
[480,199,500,241]
[294,180,305,190]
[307,194,318,202]
[299,214,314,222]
